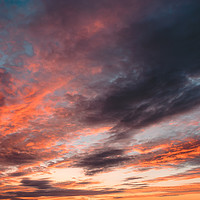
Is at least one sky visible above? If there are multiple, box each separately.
[0,0,199,199]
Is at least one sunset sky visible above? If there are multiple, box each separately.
[0,0,200,199]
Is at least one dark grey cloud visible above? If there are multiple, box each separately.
[77,181,95,185]
[64,0,200,142]
[21,178,52,189]
[74,148,130,175]
[124,176,143,182]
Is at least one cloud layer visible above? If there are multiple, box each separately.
[0,0,199,199]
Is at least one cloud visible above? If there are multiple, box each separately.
[9,172,28,177]
[0,177,122,199]
[130,136,200,169]
[74,136,200,175]
[20,178,52,189]
[124,176,143,182]
[61,0,200,142]
[74,148,130,175]
[0,148,38,165]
